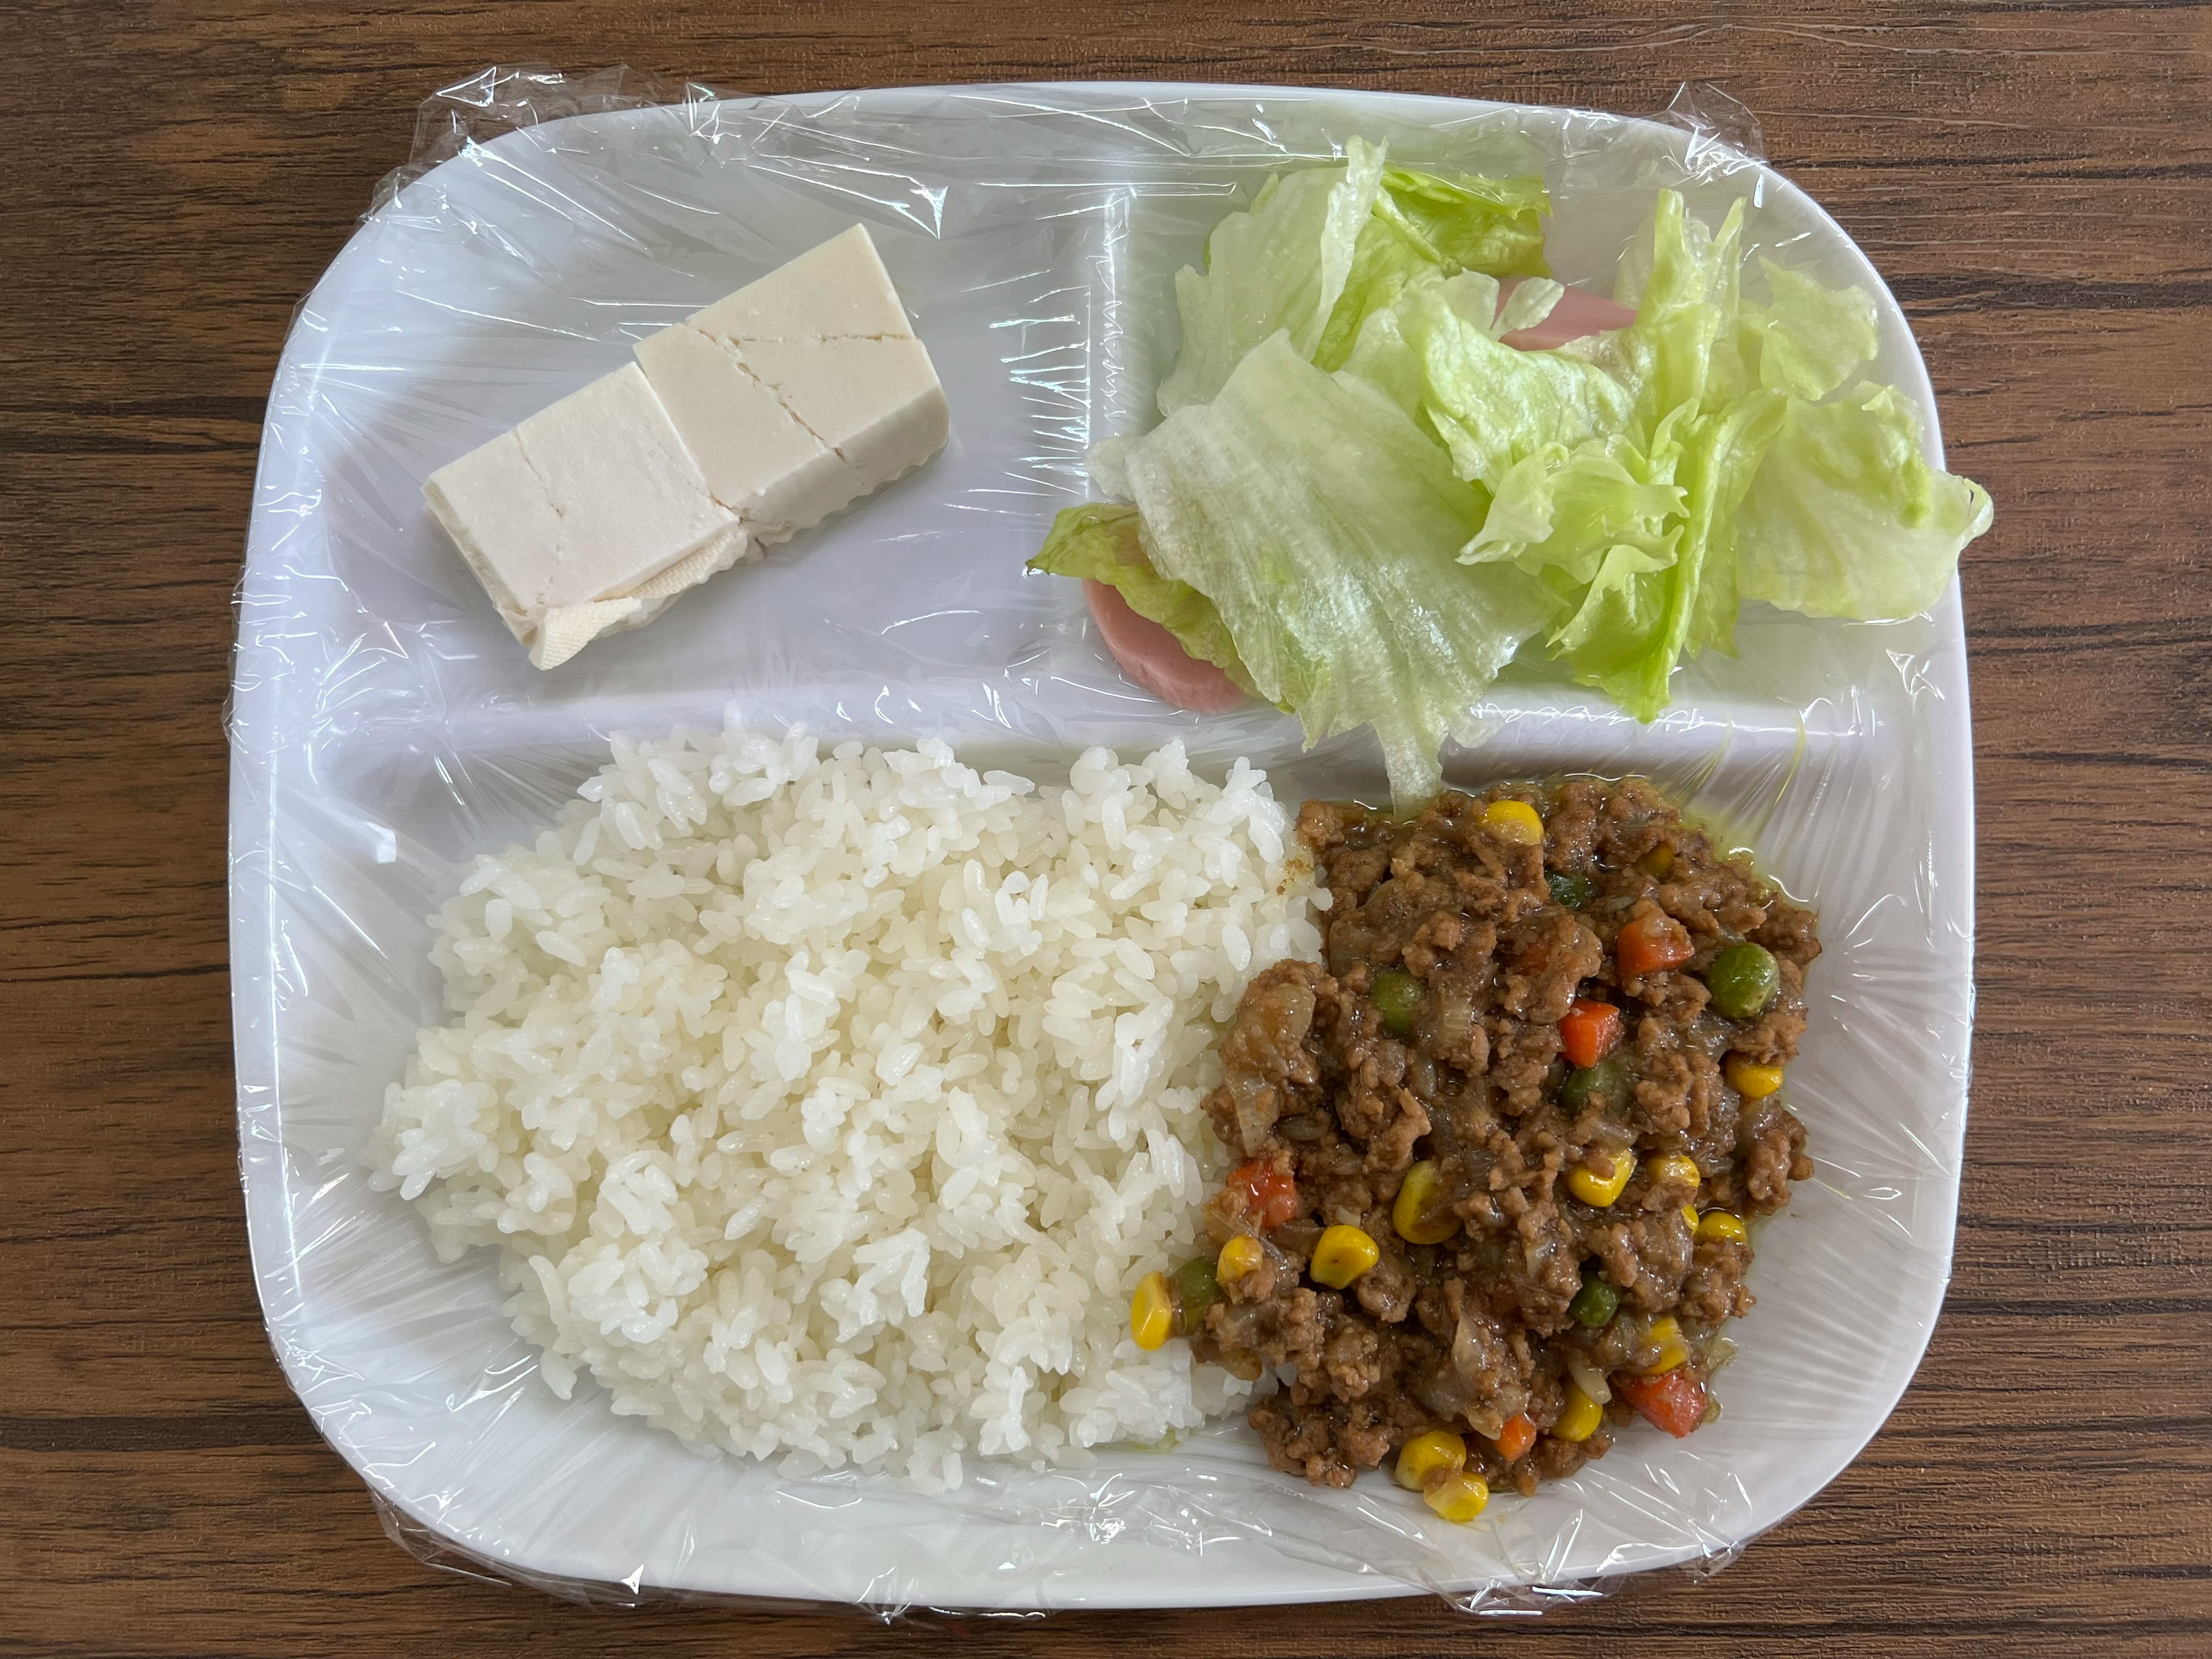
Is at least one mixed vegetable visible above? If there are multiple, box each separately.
[1127,781,1808,1522]
[1123,787,1813,1531]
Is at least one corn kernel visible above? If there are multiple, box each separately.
[1310,1224,1381,1289]
[1640,843,1675,878]
[1553,1381,1604,1444]
[1725,1055,1784,1099]
[1643,1315,1689,1375]
[1393,1429,1467,1491]
[1567,1147,1637,1208]
[1130,1271,1173,1351]
[1217,1234,1264,1285]
[1698,1210,1749,1245]
[1649,1153,1701,1191]
[1423,1471,1490,1524]
[1681,1203,1701,1232]
[1482,798,1545,846]
[1392,1159,1460,1244]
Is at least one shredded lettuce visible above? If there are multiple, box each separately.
[1381,168,1550,280]
[1027,502,1256,693]
[1438,188,1985,717]
[1388,272,1638,488]
[1156,139,1387,415]
[1126,333,1554,805]
[1738,382,1994,619]
[1047,151,1994,802]
[1159,138,1551,414]
[1742,257,1881,402]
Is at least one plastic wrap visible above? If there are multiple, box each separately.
[228,69,1974,1614]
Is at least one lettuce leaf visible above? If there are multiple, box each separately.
[1027,502,1256,693]
[1741,257,1880,402]
[1381,168,1550,279]
[1157,139,1387,415]
[1389,272,1638,488]
[1313,169,1552,370]
[1551,391,1785,717]
[1460,434,1685,588]
[1160,138,1551,412]
[1124,332,1555,806]
[1738,382,1994,619]
[1433,188,1981,715]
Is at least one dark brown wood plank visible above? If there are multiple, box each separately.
[5,1,2209,1653]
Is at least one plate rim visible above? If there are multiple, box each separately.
[230,75,1971,1609]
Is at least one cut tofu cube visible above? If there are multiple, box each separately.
[422,224,948,670]
[631,323,857,536]
[684,223,918,341]
[423,363,747,669]
[737,335,949,503]
[633,225,948,542]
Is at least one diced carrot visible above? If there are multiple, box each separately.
[1494,1412,1537,1462]
[1616,1368,1708,1438]
[1226,1158,1300,1230]
[1558,998,1622,1070]
[1616,910,1694,978]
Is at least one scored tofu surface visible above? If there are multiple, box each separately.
[425,363,736,615]
[509,363,738,609]
[423,224,947,669]
[682,224,918,342]
[632,320,859,534]
[737,335,949,499]
[633,224,948,541]
[423,363,747,667]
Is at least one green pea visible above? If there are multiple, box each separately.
[1560,1052,1627,1111]
[1569,1268,1620,1328]
[1371,968,1425,1035]
[1705,942,1781,1020]
[1547,871,1595,909]
[1170,1256,1218,1334]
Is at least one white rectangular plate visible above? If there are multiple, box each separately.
[230,80,1971,1609]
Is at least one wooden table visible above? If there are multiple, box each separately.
[7,3,2208,1653]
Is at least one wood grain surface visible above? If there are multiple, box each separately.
[5,2,2209,1653]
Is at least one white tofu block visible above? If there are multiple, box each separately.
[740,335,950,500]
[634,225,948,542]
[423,225,947,669]
[424,363,747,669]
[685,223,918,342]
[632,321,854,537]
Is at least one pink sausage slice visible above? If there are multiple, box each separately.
[1084,579,1249,714]
[1498,278,1639,350]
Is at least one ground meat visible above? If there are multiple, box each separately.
[1196,780,1819,1501]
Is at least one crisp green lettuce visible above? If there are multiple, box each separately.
[1027,502,1256,693]
[1461,435,1685,588]
[1312,169,1552,370]
[1160,138,1551,413]
[1388,272,1638,488]
[1125,333,1555,806]
[1552,389,1785,717]
[1434,187,1982,717]
[1741,257,1880,402]
[1157,139,1387,415]
[1046,156,1994,802]
[1382,168,1550,279]
[1738,382,1994,619]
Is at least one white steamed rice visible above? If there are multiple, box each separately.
[370,724,1320,1489]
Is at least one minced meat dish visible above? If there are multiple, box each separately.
[1132,778,1820,1523]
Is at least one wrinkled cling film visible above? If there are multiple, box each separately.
[228,67,1973,1617]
